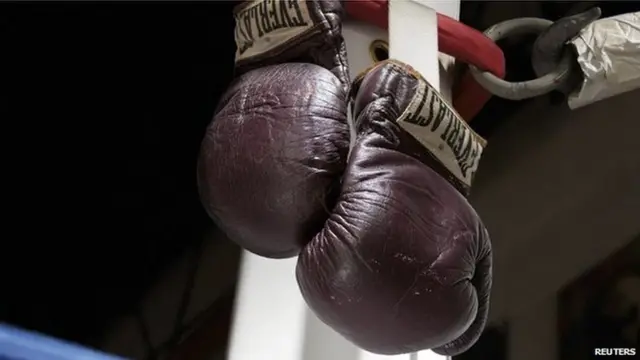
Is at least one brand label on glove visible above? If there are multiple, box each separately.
[234,0,314,63]
[397,79,486,188]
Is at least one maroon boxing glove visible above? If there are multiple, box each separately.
[296,59,492,355]
[198,0,351,258]
[199,1,494,355]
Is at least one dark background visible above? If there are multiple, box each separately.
[1,1,236,347]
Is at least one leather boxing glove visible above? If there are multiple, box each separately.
[197,0,350,258]
[296,60,492,355]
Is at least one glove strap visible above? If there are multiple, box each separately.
[392,59,486,191]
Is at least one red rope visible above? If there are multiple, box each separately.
[344,0,506,121]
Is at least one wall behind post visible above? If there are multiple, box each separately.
[467,77,640,360]
[508,295,558,360]
[471,89,640,323]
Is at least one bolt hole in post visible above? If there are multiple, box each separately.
[369,40,389,62]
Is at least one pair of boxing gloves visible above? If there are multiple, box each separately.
[198,0,492,355]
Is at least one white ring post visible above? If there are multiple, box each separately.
[227,1,460,359]
[389,0,440,92]
[384,3,457,360]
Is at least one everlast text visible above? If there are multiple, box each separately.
[235,0,311,56]
[398,78,485,187]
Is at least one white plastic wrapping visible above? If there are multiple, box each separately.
[568,11,640,109]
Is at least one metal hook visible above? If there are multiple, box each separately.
[531,7,602,78]
[469,18,575,101]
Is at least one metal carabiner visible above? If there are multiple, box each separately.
[469,8,602,101]
[469,18,573,101]
[531,7,602,95]
[532,7,602,77]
